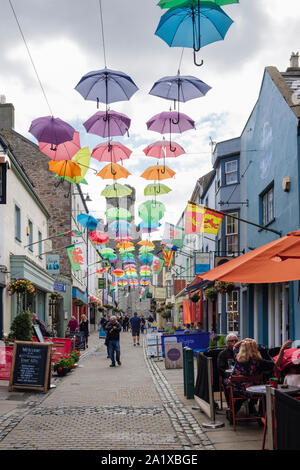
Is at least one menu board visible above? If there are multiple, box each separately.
[9,341,52,393]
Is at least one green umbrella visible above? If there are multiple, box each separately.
[56,175,88,185]
[139,246,155,253]
[138,200,166,223]
[105,207,132,220]
[157,0,239,8]
[101,183,132,198]
[144,183,171,196]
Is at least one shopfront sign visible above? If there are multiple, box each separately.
[194,252,210,275]
[46,254,60,275]
[98,278,106,290]
[53,281,66,293]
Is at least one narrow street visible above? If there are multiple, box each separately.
[0,331,214,451]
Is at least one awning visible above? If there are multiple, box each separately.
[72,287,88,303]
[201,228,300,283]
[186,275,208,293]
[10,255,54,292]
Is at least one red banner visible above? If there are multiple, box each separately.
[0,346,13,380]
[182,299,191,324]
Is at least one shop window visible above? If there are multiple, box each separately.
[226,213,238,255]
[15,205,21,241]
[226,290,239,334]
[0,164,7,204]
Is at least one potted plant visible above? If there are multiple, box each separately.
[161,310,172,320]
[214,281,235,295]
[204,286,218,302]
[50,292,63,302]
[70,349,81,365]
[74,299,85,307]
[7,280,35,314]
[53,355,75,376]
[191,293,200,303]
[8,310,33,342]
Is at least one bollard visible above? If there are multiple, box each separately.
[183,347,194,399]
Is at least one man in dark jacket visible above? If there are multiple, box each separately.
[217,333,238,405]
[105,315,122,367]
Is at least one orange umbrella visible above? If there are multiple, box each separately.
[137,240,155,247]
[116,241,134,249]
[48,160,81,178]
[140,164,175,181]
[97,162,131,180]
[201,228,300,283]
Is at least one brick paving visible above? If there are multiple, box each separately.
[0,331,215,450]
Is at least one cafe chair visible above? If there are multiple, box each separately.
[218,376,228,410]
[229,374,265,431]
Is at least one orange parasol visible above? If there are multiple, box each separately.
[97,162,131,180]
[116,241,134,249]
[140,164,175,181]
[201,228,300,283]
[48,160,81,178]
[137,240,155,247]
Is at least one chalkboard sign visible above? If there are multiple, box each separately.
[33,324,44,343]
[9,341,52,393]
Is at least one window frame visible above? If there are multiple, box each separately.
[28,219,33,252]
[225,160,238,185]
[14,204,21,242]
[226,289,239,334]
[260,184,274,226]
[38,230,43,259]
[225,212,239,255]
[0,164,7,204]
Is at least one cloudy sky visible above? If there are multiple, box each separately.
[1,0,299,235]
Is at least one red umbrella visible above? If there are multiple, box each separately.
[143,139,185,158]
[39,131,81,161]
[89,230,109,244]
[92,142,132,164]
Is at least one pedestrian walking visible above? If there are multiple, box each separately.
[140,315,146,334]
[66,315,79,335]
[79,314,89,348]
[129,312,142,346]
[122,314,129,332]
[105,315,122,367]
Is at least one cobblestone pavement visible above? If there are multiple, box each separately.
[0,331,215,450]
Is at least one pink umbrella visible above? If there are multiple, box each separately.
[89,230,109,244]
[143,139,185,166]
[39,131,81,161]
[91,142,132,164]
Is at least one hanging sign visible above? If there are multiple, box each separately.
[66,244,84,271]
[46,254,60,275]
[98,278,106,290]
[162,247,174,267]
[195,253,211,275]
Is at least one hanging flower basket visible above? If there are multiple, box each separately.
[214,281,235,295]
[7,279,35,296]
[204,287,218,301]
[74,299,85,307]
[50,292,63,302]
[191,293,200,303]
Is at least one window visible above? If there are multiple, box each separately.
[261,186,274,225]
[0,164,7,204]
[216,166,221,191]
[28,220,33,251]
[225,160,238,185]
[227,290,239,333]
[38,231,43,258]
[226,213,238,255]
[15,205,21,241]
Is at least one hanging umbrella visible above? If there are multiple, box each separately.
[105,207,131,220]
[48,160,81,178]
[97,163,131,180]
[77,213,98,230]
[140,226,160,234]
[146,111,194,152]
[89,230,109,244]
[116,241,134,249]
[143,140,185,158]
[138,200,166,223]
[139,246,154,253]
[138,241,155,247]
[115,236,133,242]
[109,220,131,231]
[141,165,175,181]
[155,2,234,66]
[112,269,125,277]
[139,253,154,264]
[65,147,91,183]
[39,131,81,160]
[101,183,132,198]
[149,73,211,124]
[83,110,131,137]
[144,183,172,196]
[92,142,132,164]
[75,68,139,113]
[157,0,239,9]
[29,116,75,148]
[201,228,300,283]
[99,247,115,255]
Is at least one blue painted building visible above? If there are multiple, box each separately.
[239,54,300,346]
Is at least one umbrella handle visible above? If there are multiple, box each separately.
[64,182,72,198]
[97,97,99,109]
[192,4,201,53]
[193,49,204,67]
[50,143,57,151]
[172,81,181,125]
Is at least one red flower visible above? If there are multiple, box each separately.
[58,367,63,372]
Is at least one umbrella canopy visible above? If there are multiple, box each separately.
[99,248,115,255]
[105,207,132,220]
[65,147,91,184]
[201,228,300,283]
[140,226,160,234]
[101,183,132,198]
[141,165,175,181]
[112,269,125,277]
[138,241,155,247]
[77,213,98,230]
[83,110,131,138]
[155,2,234,53]
[147,111,194,134]
[97,163,131,180]
[116,241,134,249]
[149,74,211,102]
[138,200,166,223]
[89,230,109,244]
[29,116,75,146]
[109,220,131,232]
[158,0,239,8]
[139,253,154,264]
[39,131,81,161]
[143,140,185,158]
[92,142,132,164]
[75,68,139,106]
[116,236,133,242]
[144,183,172,196]
[48,160,81,178]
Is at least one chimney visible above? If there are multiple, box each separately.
[287,52,300,71]
[0,96,15,130]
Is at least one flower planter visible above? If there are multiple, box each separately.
[56,368,68,377]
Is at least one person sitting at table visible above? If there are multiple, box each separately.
[183,323,191,334]
[226,339,275,416]
[217,333,238,405]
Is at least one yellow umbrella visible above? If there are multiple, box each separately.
[116,242,134,249]
[137,240,155,247]
[49,160,81,178]
[140,165,175,181]
[97,163,131,180]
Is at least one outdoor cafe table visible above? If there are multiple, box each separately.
[246,384,300,396]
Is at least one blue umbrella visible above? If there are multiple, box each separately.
[155,1,234,66]
[149,72,211,123]
[77,213,98,230]
[75,68,139,114]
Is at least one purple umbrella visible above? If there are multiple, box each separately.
[146,111,195,152]
[83,110,131,138]
[29,116,75,149]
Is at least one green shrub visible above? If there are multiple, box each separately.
[10,310,33,341]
